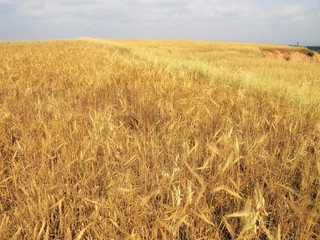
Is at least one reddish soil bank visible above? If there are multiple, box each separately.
[262,50,320,63]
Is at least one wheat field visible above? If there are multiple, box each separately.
[0,39,319,239]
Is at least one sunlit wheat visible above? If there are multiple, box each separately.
[0,38,319,239]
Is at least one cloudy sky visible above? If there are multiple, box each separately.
[1,0,320,45]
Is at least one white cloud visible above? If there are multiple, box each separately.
[1,0,319,44]
[20,1,98,17]
[278,4,305,17]
[271,4,306,23]
[0,0,17,3]
[47,16,92,26]
[11,0,313,26]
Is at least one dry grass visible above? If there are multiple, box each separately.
[0,38,319,239]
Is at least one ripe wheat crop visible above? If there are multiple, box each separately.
[0,39,319,239]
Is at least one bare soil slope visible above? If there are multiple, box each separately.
[262,49,320,63]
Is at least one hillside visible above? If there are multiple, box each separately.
[0,39,319,239]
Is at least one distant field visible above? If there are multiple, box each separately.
[0,39,319,239]
[307,46,320,52]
